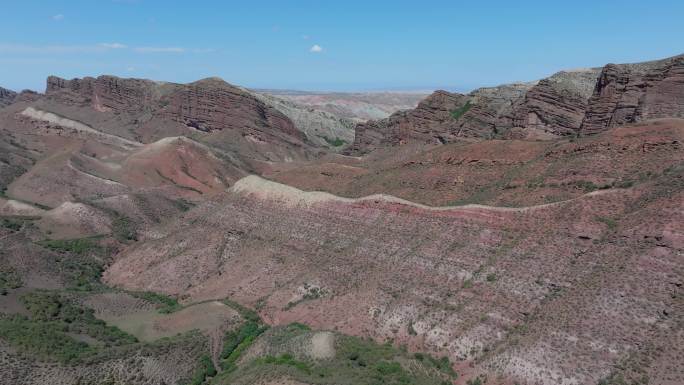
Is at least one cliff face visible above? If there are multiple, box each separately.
[511,69,601,136]
[157,78,303,140]
[46,75,161,112]
[0,86,17,107]
[581,55,684,135]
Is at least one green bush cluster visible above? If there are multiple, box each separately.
[187,355,217,385]
[38,237,102,255]
[20,292,137,347]
[219,320,268,371]
[0,314,95,363]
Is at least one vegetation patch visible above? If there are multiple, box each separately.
[0,292,138,364]
[595,216,618,231]
[20,292,137,346]
[0,314,95,363]
[450,101,472,120]
[213,328,457,384]
[0,267,22,295]
[187,354,217,385]
[256,353,312,374]
[318,135,347,147]
[219,320,269,371]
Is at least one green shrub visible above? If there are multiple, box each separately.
[450,101,473,120]
[318,135,347,147]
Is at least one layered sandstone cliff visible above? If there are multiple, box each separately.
[581,54,684,134]
[348,54,684,154]
[511,69,601,136]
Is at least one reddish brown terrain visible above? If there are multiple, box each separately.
[1,54,683,385]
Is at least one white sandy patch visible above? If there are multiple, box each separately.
[230,175,623,213]
[310,331,335,359]
[21,107,141,150]
[0,198,45,217]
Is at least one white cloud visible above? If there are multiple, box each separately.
[134,46,185,53]
[309,44,323,53]
[99,42,127,49]
[52,14,64,21]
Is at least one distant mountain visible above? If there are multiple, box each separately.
[259,89,429,122]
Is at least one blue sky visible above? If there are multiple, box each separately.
[1,0,682,92]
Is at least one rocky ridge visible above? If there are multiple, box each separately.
[0,86,17,107]
[348,54,684,154]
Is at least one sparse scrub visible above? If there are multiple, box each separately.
[1,217,24,231]
[112,215,137,242]
[129,291,182,313]
[596,216,618,231]
[37,237,102,255]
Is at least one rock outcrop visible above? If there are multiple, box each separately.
[0,86,17,107]
[348,84,535,154]
[46,75,162,112]
[581,54,684,134]
[511,69,601,136]
[347,90,471,154]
